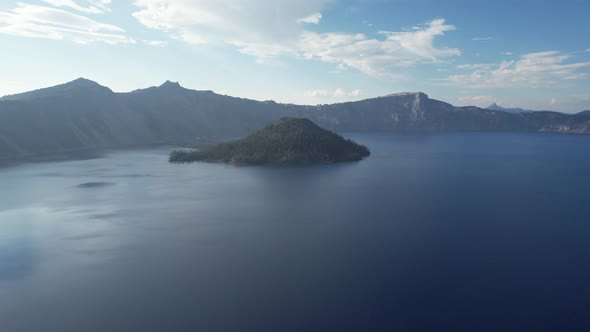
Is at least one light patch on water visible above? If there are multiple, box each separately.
[0,205,130,286]
[76,182,116,189]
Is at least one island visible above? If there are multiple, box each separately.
[169,117,370,165]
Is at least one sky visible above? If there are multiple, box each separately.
[1,0,589,113]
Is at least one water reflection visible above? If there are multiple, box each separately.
[0,208,39,281]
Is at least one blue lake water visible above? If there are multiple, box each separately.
[1,132,590,332]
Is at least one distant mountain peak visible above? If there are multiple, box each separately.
[486,103,530,114]
[486,102,503,110]
[68,77,100,86]
[2,77,112,101]
[160,80,183,89]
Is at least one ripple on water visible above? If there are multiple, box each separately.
[75,182,116,189]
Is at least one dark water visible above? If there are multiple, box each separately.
[1,132,590,332]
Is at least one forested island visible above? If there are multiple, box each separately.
[169,117,370,165]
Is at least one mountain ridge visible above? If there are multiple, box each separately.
[2,78,114,101]
[1,78,589,160]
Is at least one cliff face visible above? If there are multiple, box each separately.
[1,79,589,159]
[299,92,435,131]
[306,93,590,133]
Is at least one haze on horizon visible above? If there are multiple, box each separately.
[1,0,589,113]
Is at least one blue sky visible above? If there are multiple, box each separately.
[1,0,589,112]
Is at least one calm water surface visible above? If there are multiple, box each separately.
[1,132,590,332]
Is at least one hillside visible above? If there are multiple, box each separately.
[169,118,370,164]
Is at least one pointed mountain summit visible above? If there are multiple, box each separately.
[159,80,183,89]
[67,77,104,88]
[127,80,191,97]
[169,117,370,164]
[2,77,113,101]
[486,103,528,114]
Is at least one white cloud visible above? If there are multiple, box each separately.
[229,40,295,63]
[472,37,493,41]
[333,88,346,97]
[585,48,590,52]
[456,64,493,70]
[305,89,329,97]
[132,2,460,78]
[0,3,134,44]
[144,40,167,46]
[550,97,557,105]
[40,0,110,14]
[305,88,362,98]
[377,19,460,60]
[503,51,513,55]
[443,51,590,88]
[133,0,329,44]
[12,4,121,31]
[349,89,362,97]
[299,19,460,78]
[296,12,321,24]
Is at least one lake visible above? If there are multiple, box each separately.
[1,132,590,332]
